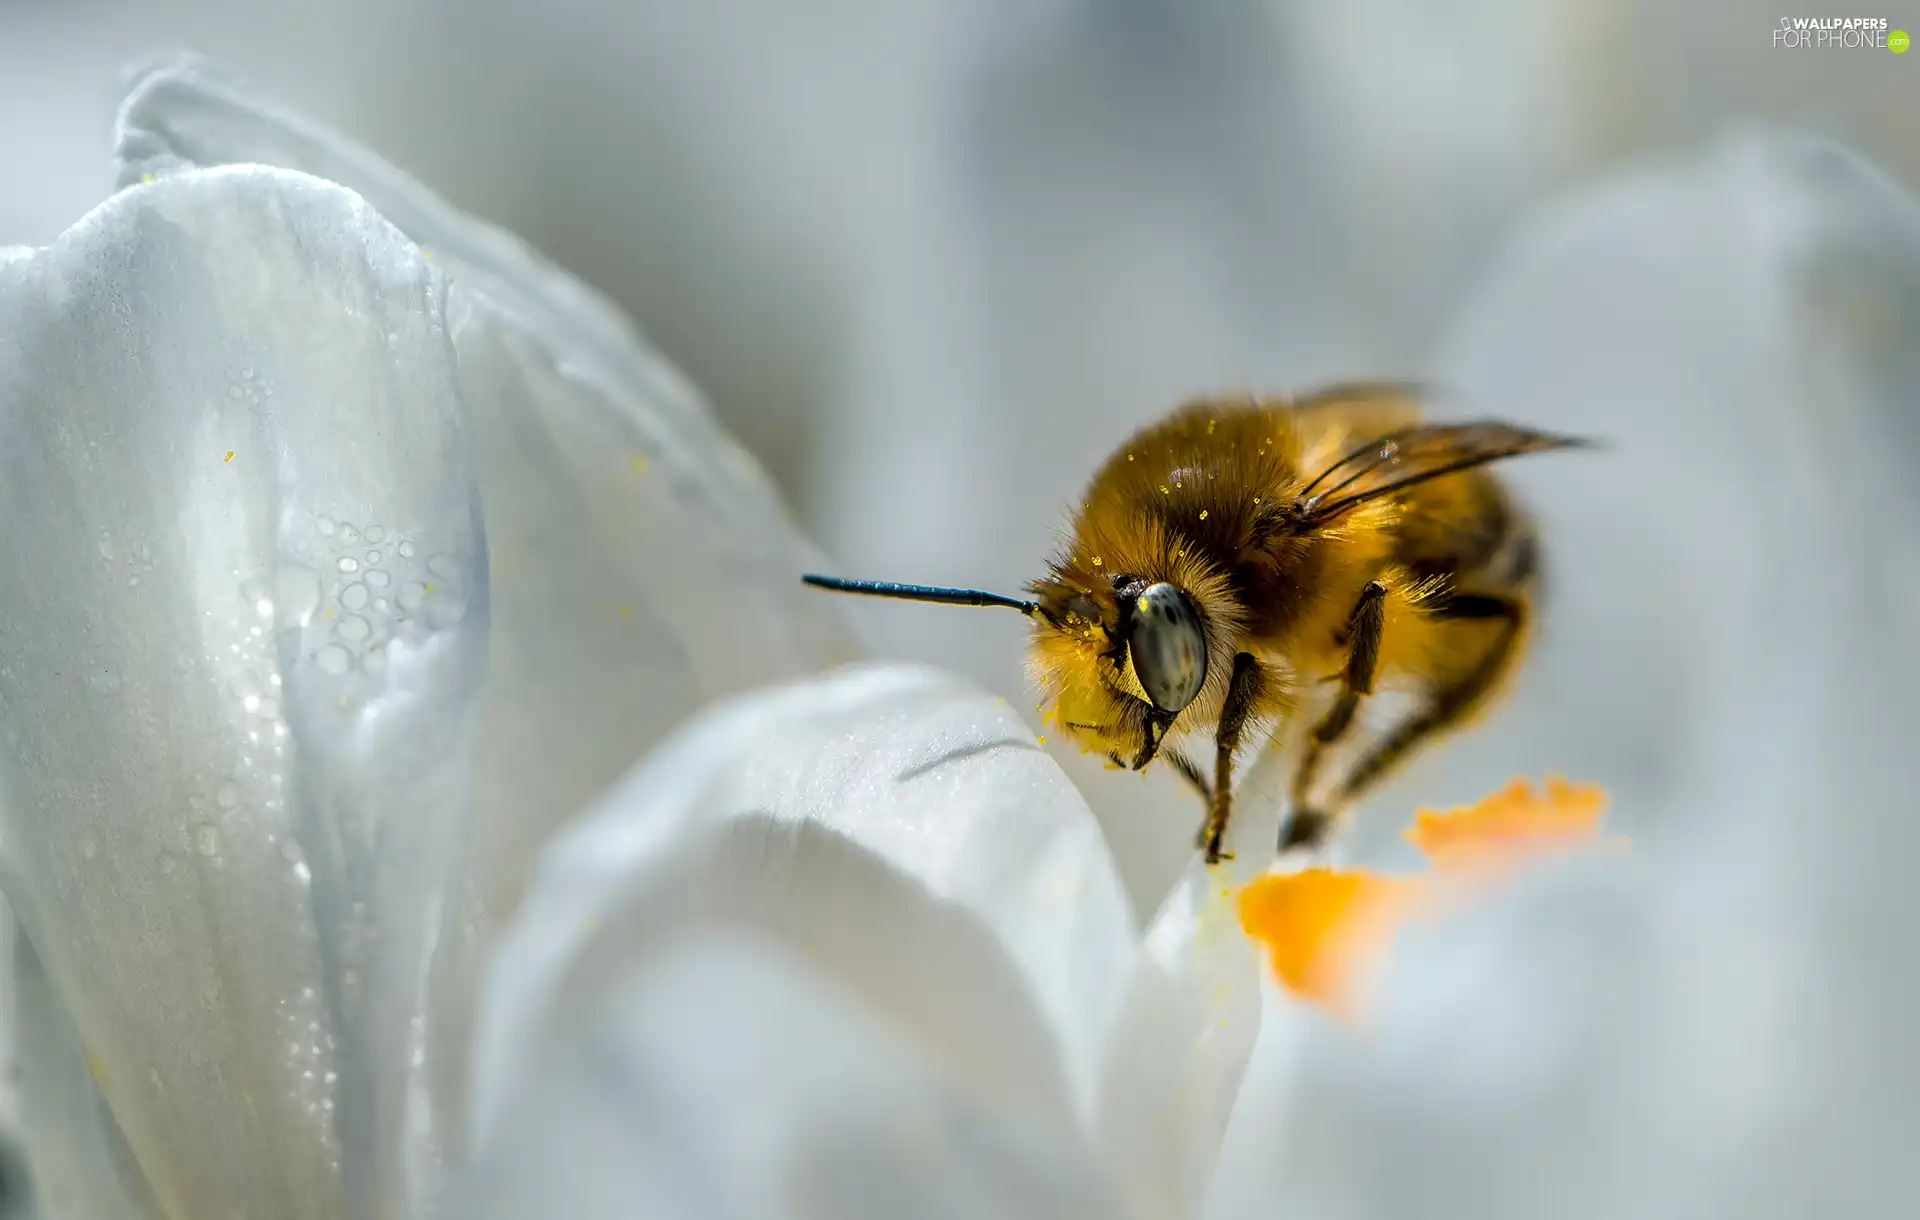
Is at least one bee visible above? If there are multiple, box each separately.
[805,383,1588,864]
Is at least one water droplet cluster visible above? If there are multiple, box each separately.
[300,515,469,678]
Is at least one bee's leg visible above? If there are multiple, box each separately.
[1280,581,1387,852]
[1320,592,1525,829]
[1199,652,1264,865]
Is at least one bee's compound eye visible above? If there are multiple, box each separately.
[1129,582,1207,713]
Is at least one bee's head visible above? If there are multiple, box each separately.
[1027,560,1237,768]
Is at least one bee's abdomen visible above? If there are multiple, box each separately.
[1391,470,1540,594]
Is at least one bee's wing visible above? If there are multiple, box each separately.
[1296,421,1589,529]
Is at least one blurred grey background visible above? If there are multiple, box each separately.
[6,2,1917,1217]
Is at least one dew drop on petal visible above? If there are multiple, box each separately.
[338,524,360,545]
[365,525,384,543]
[196,825,221,857]
[365,570,390,589]
[340,583,369,611]
[316,646,351,675]
[337,615,370,644]
[426,554,459,579]
[316,517,336,537]
[397,540,416,559]
[398,582,426,612]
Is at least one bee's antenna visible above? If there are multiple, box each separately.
[802,574,1039,616]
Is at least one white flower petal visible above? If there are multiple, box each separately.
[0,167,486,1219]
[469,663,1137,1163]
[1094,738,1287,1220]
[450,929,1119,1220]
[113,61,862,1149]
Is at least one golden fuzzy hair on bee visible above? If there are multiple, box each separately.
[1024,401,1407,755]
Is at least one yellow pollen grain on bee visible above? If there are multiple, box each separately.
[224,451,235,463]
[1127,453,1136,461]
[1199,509,1210,520]
[1207,418,1217,434]
[1037,735,1047,745]
[1160,485,1170,495]
[1092,555,1103,566]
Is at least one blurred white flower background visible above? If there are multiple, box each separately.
[3,3,1919,1219]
